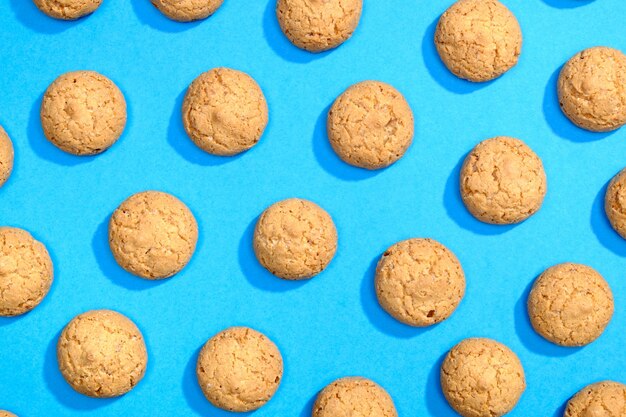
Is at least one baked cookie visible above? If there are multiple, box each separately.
[182,68,268,156]
[313,377,397,417]
[435,0,522,82]
[0,227,53,317]
[57,309,148,398]
[327,81,414,170]
[276,0,363,52]
[441,338,526,417]
[253,198,337,280]
[375,238,465,327]
[33,0,103,20]
[0,126,14,188]
[41,71,127,155]
[109,191,198,280]
[196,327,283,412]
[605,168,626,238]
[151,0,223,21]
[0,411,17,417]
[558,47,626,132]
[460,136,547,224]
[564,381,626,417]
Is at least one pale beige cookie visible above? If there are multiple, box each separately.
[313,377,397,417]
[435,0,522,82]
[0,411,17,417]
[528,263,613,347]
[196,327,283,412]
[0,126,14,188]
[57,309,148,398]
[41,71,126,155]
[276,0,363,52]
[460,136,547,224]
[564,381,626,417]
[151,0,223,21]
[108,191,198,280]
[375,238,465,327]
[441,338,526,417]
[327,81,414,170]
[33,0,102,20]
[253,198,337,280]
[558,47,626,132]
[0,227,53,317]
[182,68,268,156]
[605,168,626,238]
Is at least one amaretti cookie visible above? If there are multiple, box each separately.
[558,47,626,132]
[435,0,522,82]
[327,81,414,170]
[108,191,198,280]
[253,198,337,280]
[196,327,283,412]
[33,0,102,20]
[460,137,547,224]
[41,71,127,155]
[151,0,223,21]
[606,168,626,238]
[313,377,397,417]
[0,126,14,188]
[57,310,148,398]
[0,411,17,417]
[564,381,626,417]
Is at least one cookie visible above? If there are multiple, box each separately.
[33,0,102,20]
[41,71,127,155]
[0,412,17,417]
[109,191,198,280]
[0,126,14,188]
[57,309,148,398]
[558,47,626,132]
[182,68,268,156]
[196,327,283,412]
[528,263,614,347]
[253,198,337,280]
[460,136,547,224]
[151,0,223,21]
[327,81,415,170]
[564,381,626,417]
[435,0,522,82]
[276,0,363,52]
[0,227,53,317]
[441,338,526,417]
[605,168,626,239]
[375,238,465,327]
[313,377,397,417]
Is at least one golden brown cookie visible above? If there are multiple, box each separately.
[460,136,547,224]
[0,227,53,317]
[182,68,268,156]
[441,338,526,417]
[196,327,283,412]
[0,126,14,188]
[33,0,102,20]
[0,411,17,417]
[57,309,148,398]
[41,71,127,155]
[108,191,198,280]
[558,47,626,132]
[276,0,363,52]
[528,263,614,347]
[605,167,626,239]
[327,81,415,170]
[564,381,626,417]
[253,198,337,280]
[435,0,522,82]
[375,238,465,327]
[313,377,397,417]
[151,0,223,21]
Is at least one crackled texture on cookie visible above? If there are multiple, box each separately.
[435,0,522,82]
[375,238,465,327]
[558,47,626,132]
[151,0,223,21]
[0,227,53,317]
[109,191,198,280]
[441,338,526,417]
[327,81,414,170]
[197,327,283,412]
[253,198,337,280]
[57,310,148,398]
[276,0,363,52]
[182,68,268,156]
[0,411,17,417]
[34,0,102,20]
[460,137,547,224]
[528,263,613,347]
[313,377,398,417]
[0,126,14,188]
[565,381,626,417]
[605,168,626,239]
[41,71,126,155]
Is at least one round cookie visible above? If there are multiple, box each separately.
[558,47,626,132]
[276,0,363,52]
[108,191,198,280]
[182,68,268,156]
[0,126,14,188]
[57,310,147,398]
[41,71,126,155]
[564,381,626,417]
[605,167,626,239]
[313,377,397,417]
[327,81,415,170]
[0,227,53,317]
[435,0,523,82]
[0,412,17,417]
[441,338,526,417]
[196,327,283,412]
[460,136,547,224]
[375,238,465,327]
[527,263,613,347]
[33,0,102,20]
[253,198,337,280]
[151,0,223,22]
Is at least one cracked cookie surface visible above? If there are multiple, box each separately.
[313,377,397,417]
[34,0,102,20]
[564,381,626,417]
[0,126,14,188]
[151,0,223,21]
[605,167,626,239]
[0,411,17,417]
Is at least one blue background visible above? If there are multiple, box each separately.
[1,0,626,415]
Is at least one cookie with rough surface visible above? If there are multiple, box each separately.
[0,126,14,188]
[605,167,626,239]
[313,377,397,417]
[564,381,626,417]
[0,411,17,417]
[151,0,223,21]
[34,0,102,20]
